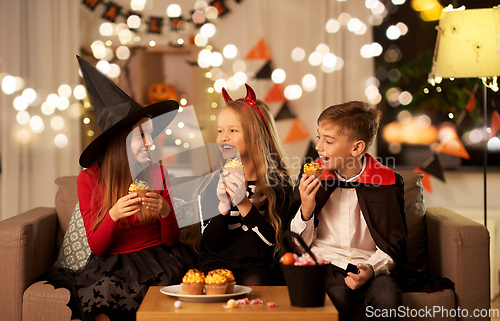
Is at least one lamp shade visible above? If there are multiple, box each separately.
[431,6,500,79]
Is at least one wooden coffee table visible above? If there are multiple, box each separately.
[137,286,338,321]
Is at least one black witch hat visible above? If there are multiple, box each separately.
[77,55,179,168]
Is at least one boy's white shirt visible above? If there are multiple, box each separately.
[290,157,395,277]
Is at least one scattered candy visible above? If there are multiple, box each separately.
[290,252,330,266]
[250,299,263,305]
[174,300,182,308]
[267,302,277,307]
[226,299,236,309]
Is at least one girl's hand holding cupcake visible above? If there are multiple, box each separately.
[109,193,142,222]
[223,171,246,206]
[142,192,171,219]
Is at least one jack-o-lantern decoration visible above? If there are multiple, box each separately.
[148,83,179,104]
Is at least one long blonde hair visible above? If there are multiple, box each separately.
[225,100,292,254]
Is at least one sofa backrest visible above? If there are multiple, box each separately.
[54,176,79,251]
[52,171,428,272]
[397,170,427,273]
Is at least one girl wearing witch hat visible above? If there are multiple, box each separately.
[56,56,191,321]
[196,84,293,285]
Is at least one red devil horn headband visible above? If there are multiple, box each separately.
[222,84,266,126]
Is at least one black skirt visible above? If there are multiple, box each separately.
[40,243,193,321]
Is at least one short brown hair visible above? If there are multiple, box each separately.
[318,101,381,153]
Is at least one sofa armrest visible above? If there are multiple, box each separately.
[426,207,490,320]
[0,207,58,321]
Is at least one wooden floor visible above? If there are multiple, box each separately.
[492,295,500,321]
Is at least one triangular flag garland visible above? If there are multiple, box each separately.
[436,126,471,160]
[210,0,230,17]
[465,84,478,112]
[274,102,296,121]
[436,138,470,159]
[102,1,122,22]
[81,0,240,35]
[284,118,310,144]
[489,110,500,139]
[148,17,164,34]
[83,0,103,11]
[303,140,319,165]
[412,167,432,194]
[255,61,274,79]
[264,83,287,103]
[419,154,445,182]
[244,38,273,60]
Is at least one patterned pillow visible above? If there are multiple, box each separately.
[53,198,198,270]
[53,203,91,270]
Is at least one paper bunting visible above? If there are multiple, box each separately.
[303,140,319,164]
[489,110,500,139]
[149,17,164,34]
[274,102,296,121]
[465,84,478,112]
[210,0,230,17]
[244,38,272,60]
[81,0,242,35]
[169,17,183,31]
[102,2,121,22]
[255,61,274,79]
[83,0,103,10]
[264,83,287,103]
[412,167,432,193]
[284,118,310,144]
[419,154,445,182]
[436,139,470,159]
[436,125,470,159]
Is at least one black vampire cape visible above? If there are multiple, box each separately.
[288,153,454,293]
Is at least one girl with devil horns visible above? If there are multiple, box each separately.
[196,84,293,285]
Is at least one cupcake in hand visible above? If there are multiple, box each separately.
[181,269,205,295]
[204,272,228,295]
[223,158,244,176]
[129,179,158,224]
[304,162,323,179]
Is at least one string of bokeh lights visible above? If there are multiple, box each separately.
[1,0,420,148]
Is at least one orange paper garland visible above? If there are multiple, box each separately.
[244,38,272,60]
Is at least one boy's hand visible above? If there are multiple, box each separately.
[298,174,321,221]
[344,263,374,290]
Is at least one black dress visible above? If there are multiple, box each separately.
[196,179,292,285]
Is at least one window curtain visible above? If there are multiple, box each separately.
[0,0,81,220]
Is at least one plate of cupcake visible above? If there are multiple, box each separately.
[160,269,252,302]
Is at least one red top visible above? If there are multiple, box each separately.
[77,162,180,256]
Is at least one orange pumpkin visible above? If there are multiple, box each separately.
[148,83,179,104]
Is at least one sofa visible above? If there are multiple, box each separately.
[0,171,491,321]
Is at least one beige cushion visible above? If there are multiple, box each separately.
[23,281,73,321]
[402,289,456,321]
[54,176,79,251]
[398,171,428,273]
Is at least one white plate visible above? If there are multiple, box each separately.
[160,285,252,302]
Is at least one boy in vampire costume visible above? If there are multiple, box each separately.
[289,101,452,321]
